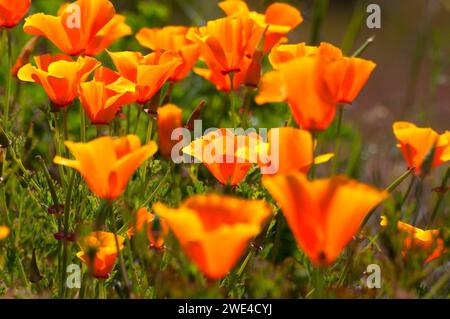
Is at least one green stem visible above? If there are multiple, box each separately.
[3,30,12,130]
[310,132,318,179]
[98,279,107,299]
[331,106,344,175]
[62,108,68,141]
[80,105,86,142]
[351,36,375,58]
[310,0,329,45]
[60,170,76,298]
[140,164,171,208]
[229,73,237,128]
[430,167,449,223]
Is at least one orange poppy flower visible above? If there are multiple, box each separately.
[268,42,377,104]
[108,50,182,104]
[257,127,334,175]
[256,56,336,131]
[263,173,387,266]
[0,225,10,240]
[136,26,200,82]
[157,104,183,159]
[23,0,130,56]
[54,135,158,199]
[0,0,30,28]
[153,194,271,279]
[182,129,262,186]
[218,0,303,53]
[380,216,445,263]
[76,231,124,278]
[393,122,450,174]
[79,66,136,124]
[17,54,100,107]
[127,208,169,249]
[187,17,257,76]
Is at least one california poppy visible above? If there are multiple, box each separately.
[18,54,100,107]
[393,121,450,175]
[187,17,257,76]
[23,0,130,56]
[218,0,303,53]
[108,50,182,104]
[257,42,376,131]
[136,26,200,82]
[157,104,183,159]
[380,216,445,263]
[54,135,158,199]
[76,231,124,278]
[256,56,337,131]
[263,173,387,266]
[0,0,30,28]
[257,127,334,175]
[268,42,376,104]
[0,226,10,240]
[78,66,136,124]
[182,128,262,186]
[127,208,168,249]
[153,194,271,279]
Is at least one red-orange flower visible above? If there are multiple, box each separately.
[108,50,182,104]
[78,66,136,124]
[257,42,375,131]
[263,173,387,266]
[157,104,183,159]
[11,36,39,78]
[54,135,158,199]
[136,26,200,82]
[187,17,257,75]
[23,0,130,56]
[380,216,445,263]
[76,231,124,278]
[393,121,450,175]
[182,129,262,186]
[0,0,30,28]
[218,0,303,53]
[127,208,169,249]
[153,194,271,279]
[17,54,100,107]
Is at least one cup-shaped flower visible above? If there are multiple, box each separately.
[393,121,450,175]
[76,231,124,278]
[182,129,262,186]
[136,26,200,82]
[127,208,168,249]
[54,135,158,200]
[18,54,100,107]
[157,104,182,159]
[257,127,333,175]
[108,50,182,104]
[263,173,387,266]
[268,42,376,104]
[79,66,136,124]
[0,0,30,28]
[380,216,445,263]
[187,17,257,75]
[23,0,130,56]
[218,0,303,53]
[153,194,271,279]
[0,226,10,240]
[257,42,376,131]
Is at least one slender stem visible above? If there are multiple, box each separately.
[80,105,86,142]
[163,81,175,105]
[134,106,142,134]
[140,164,171,208]
[351,36,375,57]
[3,30,12,130]
[53,111,66,186]
[399,175,415,208]
[98,279,106,299]
[62,108,68,141]
[386,168,415,193]
[60,170,76,298]
[430,167,449,223]
[331,105,344,175]
[126,105,131,134]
